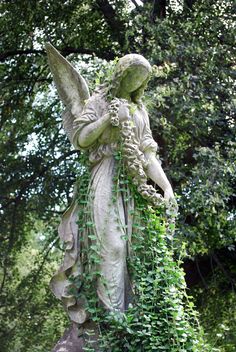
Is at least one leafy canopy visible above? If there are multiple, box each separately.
[0,0,235,351]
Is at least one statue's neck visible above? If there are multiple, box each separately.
[116,88,132,101]
[116,92,131,102]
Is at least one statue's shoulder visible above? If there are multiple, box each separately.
[83,89,108,115]
[137,101,148,115]
[88,86,107,102]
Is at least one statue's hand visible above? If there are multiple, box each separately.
[118,102,130,122]
[164,186,178,215]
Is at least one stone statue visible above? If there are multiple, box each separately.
[46,44,177,351]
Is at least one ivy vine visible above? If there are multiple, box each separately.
[70,136,211,351]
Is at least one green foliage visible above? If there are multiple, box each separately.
[179,145,235,256]
[192,267,236,352]
[72,150,209,351]
[128,0,236,255]
[0,220,68,352]
[1,0,235,350]
[98,210,205,351]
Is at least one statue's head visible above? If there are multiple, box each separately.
[108,54,152,103]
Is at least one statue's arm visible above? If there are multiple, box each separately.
[144,150,174,201]
[76,113,111,148]
[73,101,129,148]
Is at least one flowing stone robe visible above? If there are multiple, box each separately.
[50,91,157,325]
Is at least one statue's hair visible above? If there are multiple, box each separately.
[95,54,152,104]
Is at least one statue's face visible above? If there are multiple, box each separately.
[119,65,149,94]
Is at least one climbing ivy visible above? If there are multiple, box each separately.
[72,147,212,351]
[1,0,235,350]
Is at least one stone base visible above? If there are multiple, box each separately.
[52,322,100,352]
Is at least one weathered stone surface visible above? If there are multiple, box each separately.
[46,44,177,351]
[52,324,84,352]
[52,322,100,352]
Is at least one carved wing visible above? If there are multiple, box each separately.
[45,43,90,143]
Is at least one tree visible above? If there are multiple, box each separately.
[1,0,235,350]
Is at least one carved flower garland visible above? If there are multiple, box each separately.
[109,98,178,234]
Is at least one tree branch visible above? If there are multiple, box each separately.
[0,46,115,62]
[196,257,208,289]
[152,0,166,20]
[95,0,127,47]
[143,0,166,20]
[0,266,7,294]
[130,0,140,8]
[0,49,44,61]
[130,0,143,14]
[0,150,78,210]
[184,0,197,10]
[212,253,235,290]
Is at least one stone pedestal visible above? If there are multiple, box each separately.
[52,324,84,352]
[52,322,100,352]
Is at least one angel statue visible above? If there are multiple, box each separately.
[46,43,177,351]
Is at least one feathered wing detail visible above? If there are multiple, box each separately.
[61,109,76,143]
[45,42,90,143]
